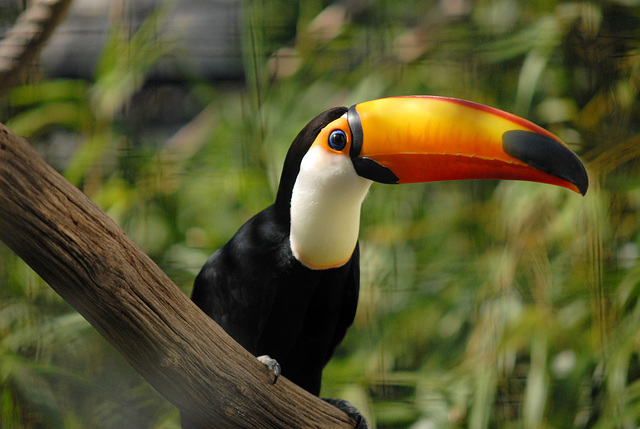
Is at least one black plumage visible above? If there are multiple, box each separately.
[191,107,357,395]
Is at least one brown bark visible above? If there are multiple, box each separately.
[0,123,356,428]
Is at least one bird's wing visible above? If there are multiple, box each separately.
[191,210,285,352]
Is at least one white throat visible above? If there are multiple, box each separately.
[290,145,373,270]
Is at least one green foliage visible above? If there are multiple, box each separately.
[2,0,640,427]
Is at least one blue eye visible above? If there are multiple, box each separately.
[328,130,347,151]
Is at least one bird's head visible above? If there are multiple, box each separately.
[276,96,588,270]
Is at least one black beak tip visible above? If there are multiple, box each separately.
[503,130,589,196]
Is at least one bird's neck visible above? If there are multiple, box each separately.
[289,146,372,270]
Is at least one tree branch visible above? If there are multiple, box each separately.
[0,123,357,427]
[0,0,74,97]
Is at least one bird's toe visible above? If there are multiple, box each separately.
[257,355,281,384]
[322,397,369,429]
[321,398,369,429]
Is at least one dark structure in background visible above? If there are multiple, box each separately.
[21,0,245,82]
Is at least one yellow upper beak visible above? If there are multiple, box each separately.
[346,96,588,195]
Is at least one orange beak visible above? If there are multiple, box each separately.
[347,96,588,195]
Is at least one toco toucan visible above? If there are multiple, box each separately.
[191,96,588,397]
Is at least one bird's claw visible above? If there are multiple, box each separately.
[322,398,370,429]
[257,355,281,384]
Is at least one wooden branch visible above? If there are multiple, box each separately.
[0,123,357,428]
[0,0,74,97]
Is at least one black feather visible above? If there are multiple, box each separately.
[192,106,358,395]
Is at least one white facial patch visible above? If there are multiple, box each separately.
[290,145,373,270]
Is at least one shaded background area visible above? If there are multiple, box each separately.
[0,0,639,427]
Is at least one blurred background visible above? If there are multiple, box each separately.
[0,0,638,427]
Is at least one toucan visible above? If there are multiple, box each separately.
[191,96,588,397]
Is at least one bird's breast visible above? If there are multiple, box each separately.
[289,145,372,270]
